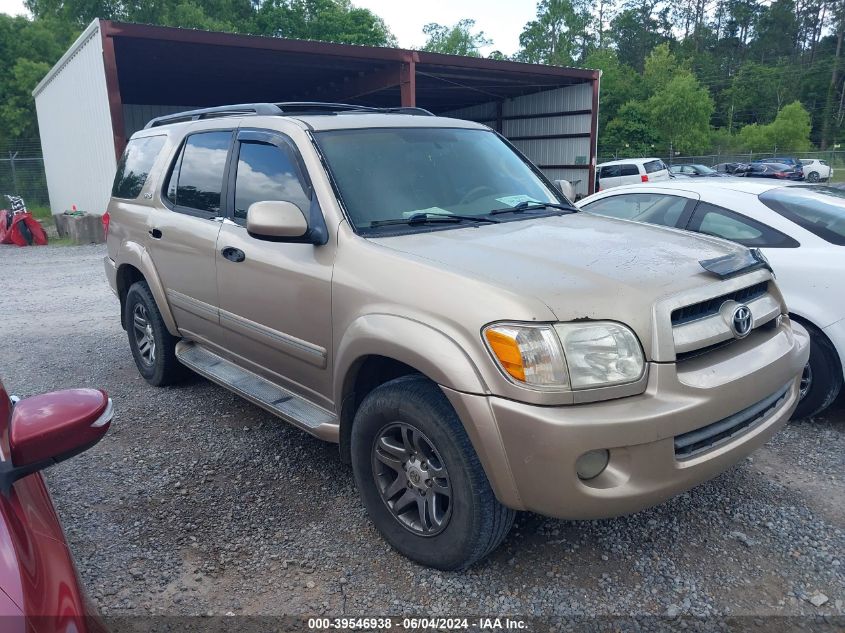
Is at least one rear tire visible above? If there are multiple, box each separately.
[351,375,515,570]
[791,325,842,420]
[125,280,186,386]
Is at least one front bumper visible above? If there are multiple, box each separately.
[443,320,810,519]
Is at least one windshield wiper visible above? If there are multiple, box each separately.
[489,201,579,215]
[370,212,500,228]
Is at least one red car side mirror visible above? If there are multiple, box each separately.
[1,389,112,491]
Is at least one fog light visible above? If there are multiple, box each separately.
[576,449,609,480]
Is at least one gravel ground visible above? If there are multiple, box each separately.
[0,243,843,621]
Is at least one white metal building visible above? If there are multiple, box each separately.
[33,19,600,215]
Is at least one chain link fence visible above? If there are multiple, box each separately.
[0,139,50,211]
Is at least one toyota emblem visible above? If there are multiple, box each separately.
[731,305,753,338]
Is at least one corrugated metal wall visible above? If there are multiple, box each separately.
[123,104,199,139]
[33,24,117,215]
[443,83,594,197]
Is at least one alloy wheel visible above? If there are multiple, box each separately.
[371,422,452,536]
[799,362,813,400]
[132,303,156,366]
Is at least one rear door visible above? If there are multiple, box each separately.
[214,126,335,406]
[618,163,642,186]
[598,164,621,190]
[145,124,234,340]
[643,159,670,182]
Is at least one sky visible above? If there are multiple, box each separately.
[0,0,537,56]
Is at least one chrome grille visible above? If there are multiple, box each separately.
[670,282,780,359]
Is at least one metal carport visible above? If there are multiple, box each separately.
[33,19,599,215]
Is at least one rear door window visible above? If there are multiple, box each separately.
[687,202,799,247]
[164,131,232,215]
[619,164,640,176]
[599,165,621,178]
[112,135,166,199]
[582,193,691,227]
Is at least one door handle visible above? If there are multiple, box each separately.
[148,228,163,239]
[221,246,246,263]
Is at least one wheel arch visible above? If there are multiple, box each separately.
[115,242,179,336]
[334,315,488,464]
[789,312,843,377]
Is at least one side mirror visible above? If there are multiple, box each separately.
[1,389,112,491]
[554,179,576,203]
[246,201,309,241]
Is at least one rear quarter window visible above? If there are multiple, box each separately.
[619,164,640,176]
[644,159,667,174]
[759,186,845,245]
[112,135,166,199]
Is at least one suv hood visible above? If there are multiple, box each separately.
[373,213,749,325]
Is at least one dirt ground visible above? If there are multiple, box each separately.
[0,243,842,624]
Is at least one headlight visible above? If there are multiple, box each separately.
[483,324,569,389]
[554,322,645,389]
[483,321,644,391]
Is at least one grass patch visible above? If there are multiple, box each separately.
[28,205,53,220]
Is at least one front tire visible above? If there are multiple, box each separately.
[125,280,185,386]
[792,325,842,420]
[351,375,515,570]
[807,171,820,183]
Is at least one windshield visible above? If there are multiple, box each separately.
[693,164,716,174]
[313,127,561,233]
[759,185,845,245]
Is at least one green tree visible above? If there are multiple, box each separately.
[738,101,813,151]
[642,43,685,94]
[583,48,640,129]
[603,100,659,155]
[516,0,593,66]
[609,0,671,71]
[646,72,714,153]
[24,0,396,46]
[421,19,490,56]
[0,15,78,144]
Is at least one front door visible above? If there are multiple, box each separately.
[146,127,234,340]
[215,128,334,407]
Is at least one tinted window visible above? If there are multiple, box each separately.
[112,136,166,199]
[600,165,621,178]
[619,164,639,176]
[234,142,310,220]
[644,159,666,174]
[314,128,559,231]
[759,185,845,245]
[165,131,231,213]
[689,202,798,247]
[583,193,688,227]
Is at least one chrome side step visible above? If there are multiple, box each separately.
[175,340,338,442]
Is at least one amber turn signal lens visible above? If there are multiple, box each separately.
[484,329,526,381]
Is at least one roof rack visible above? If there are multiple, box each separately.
[144,103,283,128]
[144,101,434,128]
[274,102,434,116]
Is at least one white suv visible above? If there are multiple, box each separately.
[596,158,671,190]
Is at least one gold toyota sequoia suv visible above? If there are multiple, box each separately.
[105,103,809,570]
